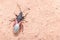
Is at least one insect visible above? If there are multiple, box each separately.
[10,3,28,34]
[13,12,28,34]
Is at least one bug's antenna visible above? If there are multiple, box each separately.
[17,3,22,12]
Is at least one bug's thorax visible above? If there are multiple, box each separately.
[16,14,24,23]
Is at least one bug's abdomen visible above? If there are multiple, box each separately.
[14,24,20,33]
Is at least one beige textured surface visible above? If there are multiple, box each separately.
[0,0,60,40]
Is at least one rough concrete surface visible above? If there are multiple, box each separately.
[0,0,60,40]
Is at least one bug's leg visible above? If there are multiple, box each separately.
[9,18,16,22]
[15,14,18,17]
[9,18,16,25]
[23,13,28,18]
[9,12,17,24]
[19,22,23,33]
[21,23,23,32]
[9,11,17,22]
[22,13,28,23]
[21,22,23,32]
[22,19,28,23]
[14,12,18,17]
